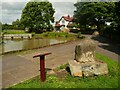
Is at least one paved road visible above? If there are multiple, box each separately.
[1,40,79,88]
[1,35,119,88]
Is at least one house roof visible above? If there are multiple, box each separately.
[55,15,73,27]
[55,23,65,27]
[62,15,73,21]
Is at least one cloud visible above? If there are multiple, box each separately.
[2,0,77,2]
[0,2,1,21]
[1,1,76,24]
[52,2,75,21]
[1,2,27,24]
[2,0,28,2]
[49,0,77,3]
[2,14,21,24]
[2,2,26,10]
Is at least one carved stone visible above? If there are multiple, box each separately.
[75,38,96,63]
[69,38,108,77]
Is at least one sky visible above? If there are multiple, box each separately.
[0,0,77,24]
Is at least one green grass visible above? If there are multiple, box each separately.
[7,53,119,89]
[33,32,78,41]
[39,32,75,38]
[3,30,26,34]
[3,30,35,34]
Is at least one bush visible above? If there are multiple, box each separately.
[80,28,95,34]
[41,32,69,37]
[70,29,80,33]
[101,26,120,43]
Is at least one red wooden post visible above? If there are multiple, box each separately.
[33,52,51,82]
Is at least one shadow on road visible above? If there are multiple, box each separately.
[91,36,120,55]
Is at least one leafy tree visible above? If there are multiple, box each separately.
[114,1,120,32]
[20,0,55,33]
[12,19,24,30]
[74,2,115,33]
[2,23,13,30]
[103,1,120,41]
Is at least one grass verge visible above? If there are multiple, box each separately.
[6,53,119,88]
[33,32,78,41]
[3,30,35,34]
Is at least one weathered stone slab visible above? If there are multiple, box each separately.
[75,38,96,63]
[68,60,108,77]
[69,60,82,77]
[82,61,108,76]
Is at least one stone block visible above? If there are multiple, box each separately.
[75,38,96,63]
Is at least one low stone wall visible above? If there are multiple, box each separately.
[3,34,32,39]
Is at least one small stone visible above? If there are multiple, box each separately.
[47,70,56,75]
[93,31,99,36]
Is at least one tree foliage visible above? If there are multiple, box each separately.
[74,2,115,31]
[12,19,24,30]
[20,1,55,33]
[74,2,120,42]
[114,1,120,32]
[2,23,13,30]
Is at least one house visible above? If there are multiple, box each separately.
[55,15,73,31]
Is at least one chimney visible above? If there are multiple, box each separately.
[68,15,70,17]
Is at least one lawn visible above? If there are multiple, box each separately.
[3,30,26,34]
[33,32,79,42]
[7,53,119,89]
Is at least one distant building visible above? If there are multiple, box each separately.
[55,15,73,31]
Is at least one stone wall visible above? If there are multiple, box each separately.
[3,34,32,39]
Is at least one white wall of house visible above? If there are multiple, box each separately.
[59,18,69,27]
